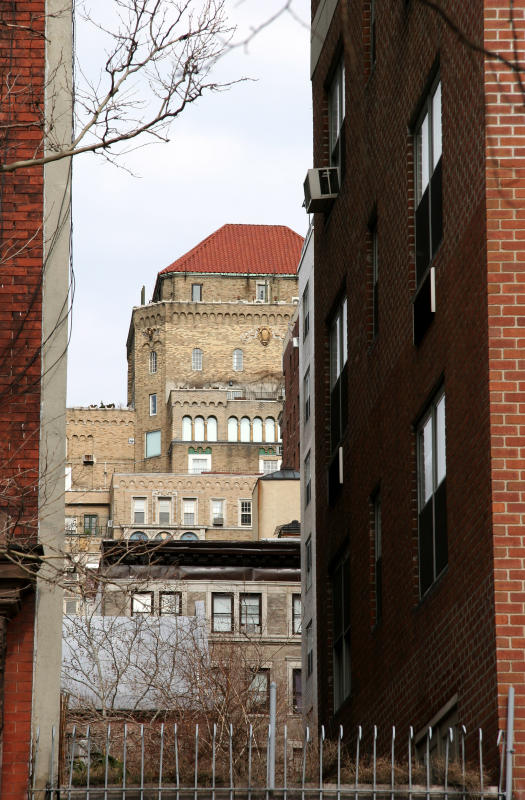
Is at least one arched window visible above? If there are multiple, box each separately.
[182,416,192,441]
[192,348,203,371]
[207,416,218,442]
[233,349,243,371]
[130,531,148,541]
[194,416,205,442]
[265,417,276,442]
[181,531,198,541]
[149,351,157,374]
[277,423,282,442]
[228,417,238,442]
[154,532,172,540]
[252,417,263,442]
[240,416,251,442]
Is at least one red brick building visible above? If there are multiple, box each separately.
[308,0,525,789]
[281,315,300,471]
[0,2,71,796]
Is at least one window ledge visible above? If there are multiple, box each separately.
[415,564,448,611]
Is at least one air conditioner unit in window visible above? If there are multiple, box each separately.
[83,454,94,464]
[303,168,339,213]
[213,517,224,526]
[292,297,299,303]
[107,520,113,527]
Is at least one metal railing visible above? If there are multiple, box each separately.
[32,720,508,800]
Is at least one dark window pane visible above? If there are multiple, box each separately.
[419,501,434,595]
[431,157,443,256]
[434,478,448,575]
[415,186,430,283]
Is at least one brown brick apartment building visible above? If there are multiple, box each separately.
[307,0,525,787]
[0,2,71,796]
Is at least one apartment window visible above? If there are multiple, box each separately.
[333,554,351,708]
[207,416,218,442]
[192,283,202,302]
[373,492,382,624]
[181,531,198,540]
[212,593,233,632]
[303,368,311,423]
[306,621,313,677]
[240,416,251,442]
[233,349,244,371]
[302,282,310,340]
[158,497,171,525]
[261,459,278,474]
[265,417,276,442]
[252,417,263,442]
[415,79,442,281]
[227,416,238,442]
[247,668,270,711]
[418,390,447,596]
[212,499,224,526]
[188,454,210,474]
[132,592,153,615]
[160,592,181,615]
[149,350,157,374]
[240,593,262,631]
[329,56,345,170]
[304,451,311,507]
[292,668,302,713]
[292,594,302,634]
[182,416,192,441]
[129,530,148,541]
[145,430,161,458]
[305,536,312,591]
[183,499,196,526]
[192,348,203,371]
[240,500,252,526]
[133,498,146,524]
[330,298,348,451]
[371,218,379,338]
[83,514,98,535]
[256,281,268,301]
[149,393,157,416]
[194,416,205,442]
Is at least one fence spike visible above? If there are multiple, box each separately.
[158,722,165,800]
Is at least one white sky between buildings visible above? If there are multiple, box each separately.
[67,0,312,407]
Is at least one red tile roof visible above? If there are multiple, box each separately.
[158,224,304,277]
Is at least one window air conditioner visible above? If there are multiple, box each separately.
[213,517,224,526]
[292,297,299,303]
[107,520,113,527]
[83,454,94,464]
[303,168,339,213]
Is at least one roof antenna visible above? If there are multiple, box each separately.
[141,286,145,305]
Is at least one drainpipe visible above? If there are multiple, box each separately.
[506,686,515,800]
[0,615,9,797]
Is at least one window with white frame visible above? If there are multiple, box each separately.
[265,417,275,442]
[333,554,351,708]
[145,430,161,458]
[212,593,233,632]
[302,281,310,340]
[304,451,311,506]
[233,349,243,371]
[227,416,238,442]
[240,593,262,631]
[160,592,181,615]
[188,454,211,474]
[292,667,302,713]
[149,350,157,374]
[247,668,269,711]
[240,416,251,442]
[252,417,263,442]
[240,500,252,527]
[292,594,301,634]
[182,416,192,441]
[329,56,345,170]
[306,621,313,677]
[260,459,279,474]
[149,393,157,416]
[192,283,202,302]
[194,416,205,442]
[132,592,153,615]
[207,416,218,442]
[415,78,442,282]
[192,348,203,371]
[157,497,171,525]
[183,498,196,526]
[256,281,268,302]
[418,389,446,596]
[211,499,224,526]
[305,536,312,591]
[303,368,311,423]
[65,466,72,491]
[330,298,348,452]
[133,497,146,524]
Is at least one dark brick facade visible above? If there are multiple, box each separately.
[0,2,45,796]
[282,317,300,471]
[310,0,522,783]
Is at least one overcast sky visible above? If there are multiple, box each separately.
[67,1,312,408]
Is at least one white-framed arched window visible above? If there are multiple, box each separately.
[149,351,157,374]
[182,416,192,441]
[265,417,276,442]
[240,416,251,442]
[233,349,243,371]
[207,416,218,442]
[194,416,205,442]
[252,417,263,442]
[192,348,203,371]
[228,417,238,442]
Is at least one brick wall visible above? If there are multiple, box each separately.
[0,2,45,795]
[312,0,502,771]
[282,318,300,470]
